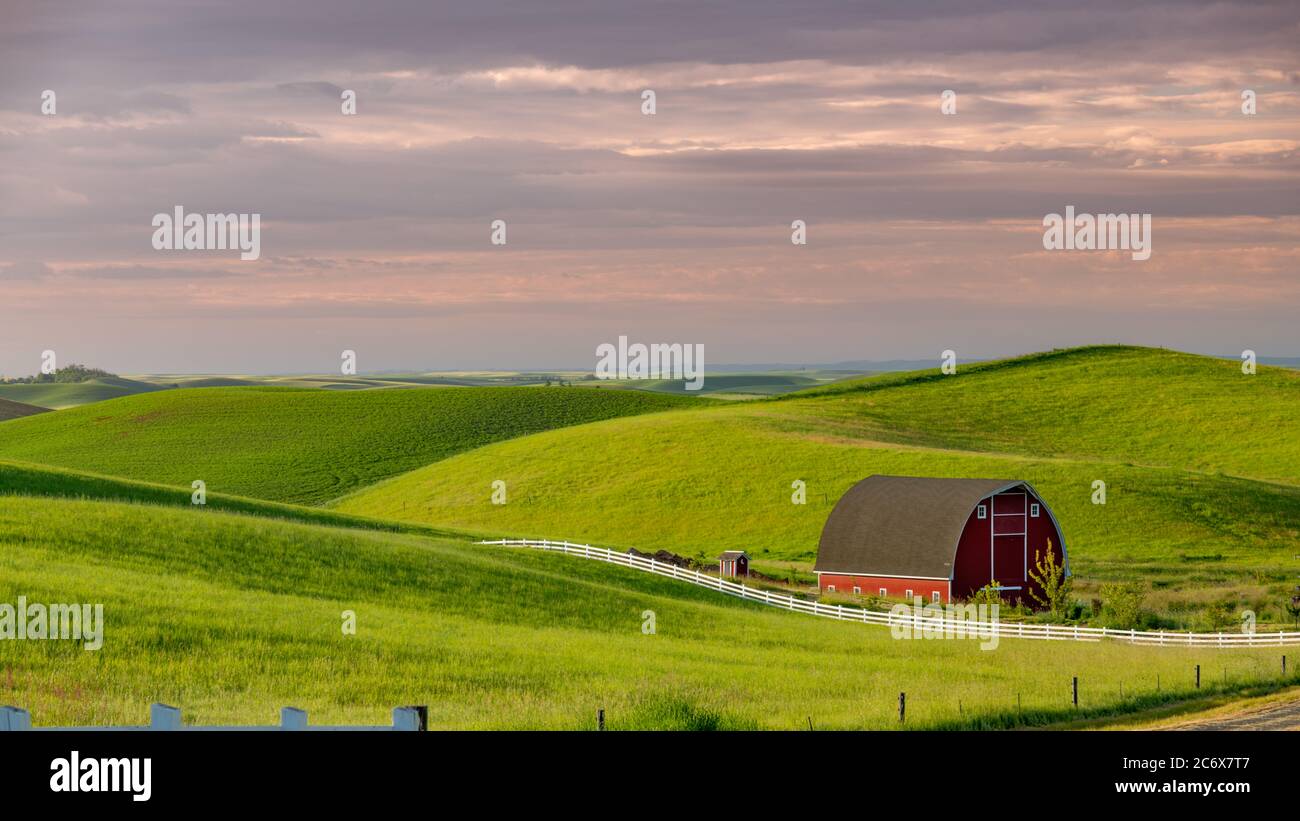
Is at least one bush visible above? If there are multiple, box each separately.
[970,581,1003,607]
[1100,582,1146,630]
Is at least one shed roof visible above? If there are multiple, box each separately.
[814,475,1026,579]
[719,550,749,560]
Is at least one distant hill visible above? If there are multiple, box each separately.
[0,376,165,409]
[0,397,50,421]
[0,385,700,504]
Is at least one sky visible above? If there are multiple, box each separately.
[1,0,1297,374]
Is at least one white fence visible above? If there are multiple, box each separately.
[480,538,1300,648]
[0,704,424,731]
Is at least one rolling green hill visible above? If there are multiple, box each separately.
[0,458,481,539]
[1,494,1289,729]
[0,397,49,421]
[0,376,165,409]
[334,347,1300,626]
[774,346,1300,484]
[0,386,700,504]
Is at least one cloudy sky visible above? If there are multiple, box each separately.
[2,0,1297,374]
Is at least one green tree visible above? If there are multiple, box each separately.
[1026,539,1072,620]
[1099,582,1146,630]
[1202,600,1237,632]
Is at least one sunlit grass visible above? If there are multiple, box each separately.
[1,497,1292,729]
[0,385,698,503]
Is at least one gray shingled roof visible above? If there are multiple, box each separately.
[814,475,1025,579]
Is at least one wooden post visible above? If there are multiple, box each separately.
[1283,655,1287,677]
[1196,664,1201,689]
[1072,676,1078,708]
[597,708,605,731]
[898,692,906,724]
[806,716,814,731]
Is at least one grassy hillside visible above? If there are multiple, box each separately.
[0,459,481,540]
[1,495,1290,729]
[335,347,1300,626]
[0,398,49,421]
[0,376,164,409]
[0,386,699,504]
[776,346,1300,485]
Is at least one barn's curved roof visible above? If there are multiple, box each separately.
[814,475,1029,579]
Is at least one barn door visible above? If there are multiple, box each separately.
[990,491,1027,587]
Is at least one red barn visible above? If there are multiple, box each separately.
[814,476,1068,604]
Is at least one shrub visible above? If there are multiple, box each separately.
[1100,582,1146,630]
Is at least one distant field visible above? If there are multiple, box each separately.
[0,386,700,504]
[575,371,863,398]
[336,347,1300,629]
[1,495,1290,729]
[0,376,164,409]
[0,398,49,421]
[0,368,866,409]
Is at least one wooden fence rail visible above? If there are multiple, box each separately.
[479,538,1300,648]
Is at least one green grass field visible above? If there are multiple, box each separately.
[0,458,484,540]
[2,344,1296,728]
[776,346,1300,484]
[2,496,1292,729]
[0,385,698,504]
[335,347,1300,628]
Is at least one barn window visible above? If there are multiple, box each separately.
[932,591,941,603]
[1030,503,1040,518]
[826,585,836,593]
[905,588,914,599]
[879,587,888,597]
[977,504,988,520]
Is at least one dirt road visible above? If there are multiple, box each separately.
[1169,695,1300,730]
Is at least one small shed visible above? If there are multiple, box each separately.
[719,551,749,578]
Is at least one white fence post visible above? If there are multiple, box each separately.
[0,706,32,731]
[150,703,182,730]
[281,707,308,730]
[392,707,422,731]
